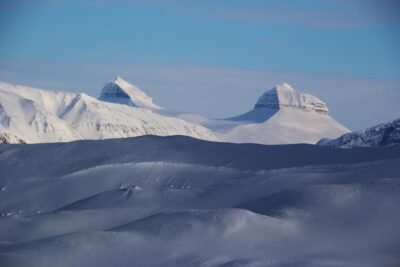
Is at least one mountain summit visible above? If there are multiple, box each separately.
[99,76,162,110]
[217,83,349,144]
[254,83,329,115]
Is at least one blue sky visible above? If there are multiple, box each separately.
[0,0,399,129]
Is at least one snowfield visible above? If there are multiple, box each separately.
[1,135,400,267]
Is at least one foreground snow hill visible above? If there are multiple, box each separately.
[0,80,217,143]
[214,83,350,144]
[1,136,400,267]
[318,117,400,148]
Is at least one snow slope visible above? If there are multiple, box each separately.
[0,81,217,143]
[318,117,400,148]
[0,136,400,266]
[216,83,349,144]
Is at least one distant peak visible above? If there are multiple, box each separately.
[254,83,329,115]
[275,82,294,91]
[114,75,128,83]
[98,76,163,110]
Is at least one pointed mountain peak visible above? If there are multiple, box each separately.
[99,76,162,110]
[254,83,329,115]
[113,75,130,86]
[275,82,295,92]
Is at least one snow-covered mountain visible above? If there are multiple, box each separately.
[253,82,329,114]
[0,78,349,145]
[1,136,400,266]
[99,76,163,110]
[0,80,217,143]
[318,118,400,148]
[215,83,349,144]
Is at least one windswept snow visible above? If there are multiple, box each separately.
[0,136,400,266]
[0,81,217,143]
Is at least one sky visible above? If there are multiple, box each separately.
[0,0,399,130]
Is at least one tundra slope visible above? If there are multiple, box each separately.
[1,136,400,267]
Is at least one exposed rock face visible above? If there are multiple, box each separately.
[318,118,400,148]
[254,83,330,115]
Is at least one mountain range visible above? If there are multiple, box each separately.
[0,76,353,145]
[0,79,217,144]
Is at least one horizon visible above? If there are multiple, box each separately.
[1,0,400,130]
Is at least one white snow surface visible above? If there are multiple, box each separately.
[0,81,217,143]
[0,136,400,267]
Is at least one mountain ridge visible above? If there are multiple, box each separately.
[318,117,400,148]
